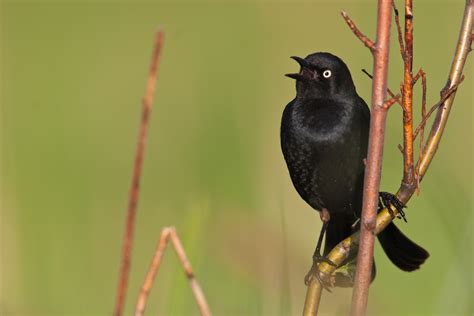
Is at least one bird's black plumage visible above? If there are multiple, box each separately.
[280,52,429,285]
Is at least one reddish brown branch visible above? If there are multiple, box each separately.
[392,0,406,61]
[383,94,401,109]
[362,69,402,107]
[114,30,165,316]
[341,11,376,53]
[401,0,415,188]
[412,68,424,85]
[135,227,212,316]
[350,0,393,315]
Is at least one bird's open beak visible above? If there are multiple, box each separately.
[285,56,316,81]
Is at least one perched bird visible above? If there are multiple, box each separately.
[280,52,429,287]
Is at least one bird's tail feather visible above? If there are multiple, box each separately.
[324,215,376,286]
[377,222,429,271]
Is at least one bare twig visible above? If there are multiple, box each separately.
[412,68,424,85]
[401,0,415,188]
[341,11,376,53]
[415,69,427,194]
[412,79,463,140]
[383,94,401,109]
[135,227,212,316]
[362,69,402,107]
[302,1,472,315]
[392,0,406,61]
[114,30,165,316]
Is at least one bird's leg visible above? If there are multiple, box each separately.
[379,192,407,222]
[304,208,336,291]
[312,209,334,264]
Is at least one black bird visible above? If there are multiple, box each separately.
[280,52,429,286]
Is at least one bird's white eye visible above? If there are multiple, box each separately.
[323,70,332,78]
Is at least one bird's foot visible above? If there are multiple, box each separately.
[379,192,407,222]
[304,254,336,292]
[313,253,337,267]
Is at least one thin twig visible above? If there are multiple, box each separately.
[362,69,402,107]
[412,79,463,140]
[392,0,406,61]
[341,11,376,53]
[135,227,212,316]
[412,68,424,85]
[383,94,401,109]
[114,30,165,316]
[401,0,415,188]
[415,69,427,194]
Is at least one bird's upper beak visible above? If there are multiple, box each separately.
[285,56,318,81]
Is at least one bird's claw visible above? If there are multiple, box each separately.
[304,255,336,292]
[313,253,337,267]
[304,263,333,292]
[379,192,407,222]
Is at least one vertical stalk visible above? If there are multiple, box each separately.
[402,0,415,187]
[114,31,165,316]
[350,1,393,315]
[416,0,473,180]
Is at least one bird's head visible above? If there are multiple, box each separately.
[286,52,356,100]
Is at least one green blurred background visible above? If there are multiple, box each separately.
[1,0,472,315]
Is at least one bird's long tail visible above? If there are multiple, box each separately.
[377,222,429,271]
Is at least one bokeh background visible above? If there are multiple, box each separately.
[1,0,472,315]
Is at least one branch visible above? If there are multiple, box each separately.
[383,94,401,109]
[114,30,165,316]
[392,0,406,61]
[135,227,212,316]
[415,68,427,193]
[341,11,376,53]
[350,0,393,314]
[302,1,472,315]
[401,0,415,188]
[304,2,394,315]
[362,69,402,107]
[412,78,463,140]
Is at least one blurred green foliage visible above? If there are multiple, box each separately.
[1,0,472,315]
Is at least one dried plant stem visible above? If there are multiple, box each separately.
[135,227,212,316]
[302,1,472,315]
[114,30,165,316]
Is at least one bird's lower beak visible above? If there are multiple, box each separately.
[285,73,307,81]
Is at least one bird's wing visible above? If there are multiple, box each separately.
[357,95,371,123]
